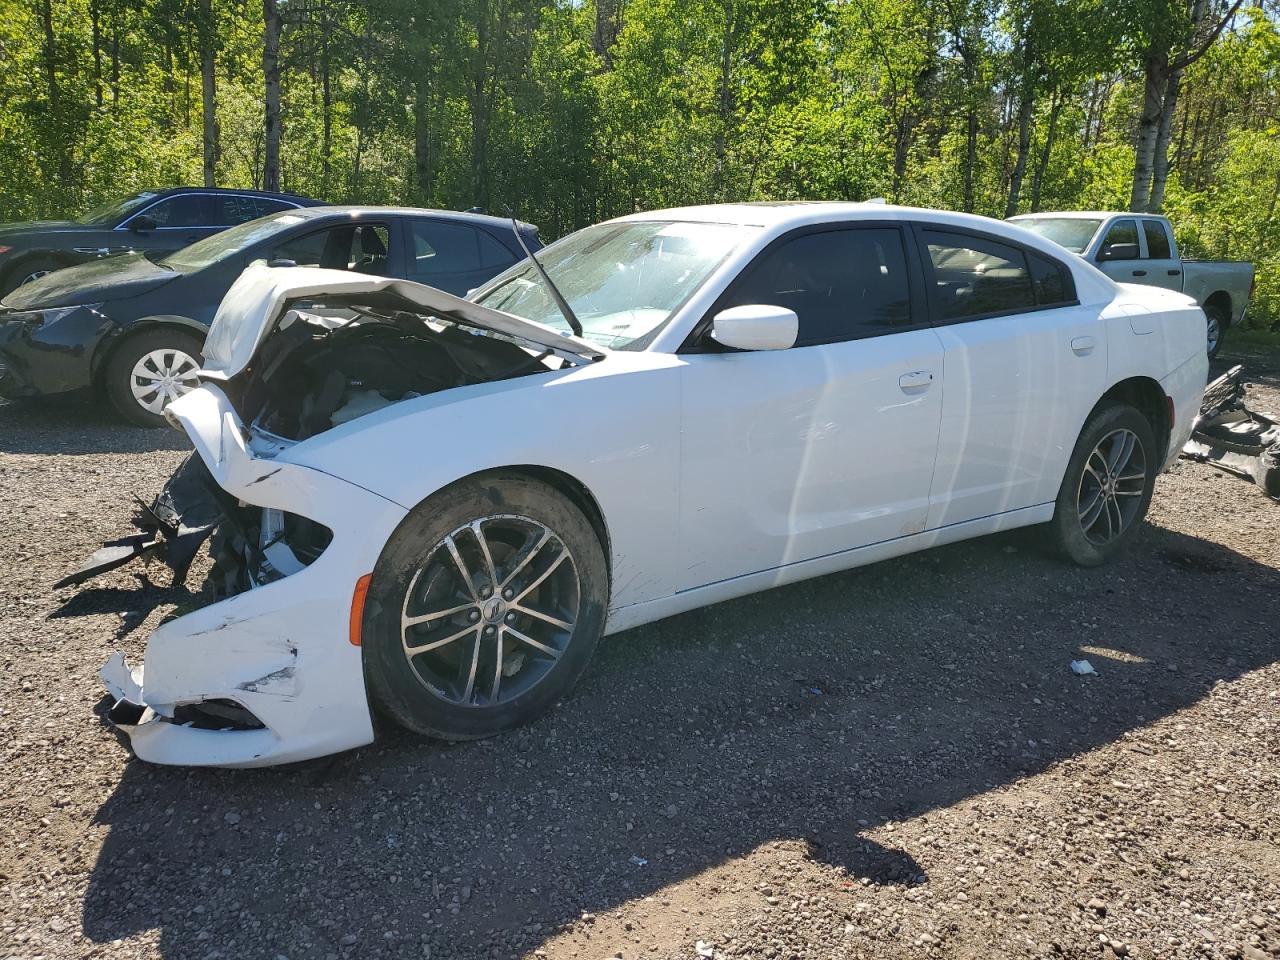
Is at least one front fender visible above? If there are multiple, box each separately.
[281,351,685,612]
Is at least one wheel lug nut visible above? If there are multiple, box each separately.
[480,586,492,598]
[505,612,516,623]
[469,610,480,622]
[484,625,495,635]
[503,588,514,600]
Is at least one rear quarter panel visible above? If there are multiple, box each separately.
[1181,261,1255,323]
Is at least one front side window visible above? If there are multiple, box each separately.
[1142,220,1172,259]
[139,194,209,228]
[924,230,1036,322]
[719,228,912,346]
[1100,219,1140,259]
[273,223,391,275]
[78,191,159,226]
[474,220,752,350]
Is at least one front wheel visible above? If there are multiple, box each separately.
[363,473,609,741]
[1047,404,1158,567]
[104,326,205,427]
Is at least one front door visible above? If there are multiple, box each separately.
[677,225,945,591]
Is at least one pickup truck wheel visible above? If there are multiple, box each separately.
[1205,305,1227,360]
[1048,403,1158,567]
[104,327,205,428]
[363,472,609,741]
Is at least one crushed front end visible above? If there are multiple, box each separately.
[72,383,408,767]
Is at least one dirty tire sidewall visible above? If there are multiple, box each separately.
[363,472,609,741]
[104,326,205,428]
[1205,304,1228,360]
[1049,403,1159,567]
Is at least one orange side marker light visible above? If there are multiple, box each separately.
[350,573,373,646]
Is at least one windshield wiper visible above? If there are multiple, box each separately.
[508,214,583,338]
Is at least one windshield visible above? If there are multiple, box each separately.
[77,192,159,226]
[161,213,310,272]
[1011,217,1103,254]
[472,220,753,350]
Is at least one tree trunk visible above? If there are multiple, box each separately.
[1003,80,1034,217]
[38,0,72,185]
[593,0,620,68]
[263,0,282,192]
[713,0,734,199]
[414,67,433,203]
[1148,65,1184,212]
[962,106,977,213]
[1030,91,1061,212]
[321,29,331,192]
[199,0,217,187]
[90,0,102,108]
[1129,49,1168,212]
[470,0,491,209]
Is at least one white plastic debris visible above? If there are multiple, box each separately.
[696,941,715,958]
[1070,659,1097,676]
[630,855,648,867]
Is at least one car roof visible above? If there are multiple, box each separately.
[285,205,534,232]
[149,186,324,205]
[607,201,1056,236]
[1009,211,1160,221]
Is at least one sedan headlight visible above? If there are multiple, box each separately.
[0,303,104,328]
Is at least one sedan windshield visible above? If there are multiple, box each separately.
[1011,217,1103,254]
[161,213,310,272]
[77,192,159,226]
[473,220,753,350]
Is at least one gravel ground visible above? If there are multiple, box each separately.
[2,347,1278,960]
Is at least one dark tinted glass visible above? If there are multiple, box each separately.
[214,195,293,226]
[272,223,389,274]
[1143,220,1172,259]
[1028,252,1072,306]
[923,230,1035,321]
[724,228,912,346]
[1101,219,1139,258]
[477,230,516,269]
[409,221,485,278]
[142,194,208,228]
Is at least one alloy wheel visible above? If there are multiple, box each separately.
[129,348,201,415]
[400,515,580,708]
[1076,428,1148,546]
[1206,312,1221,356]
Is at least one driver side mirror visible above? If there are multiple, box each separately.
[129,215,157,233]
[710,304,799,351]
[1097,242,1138,262]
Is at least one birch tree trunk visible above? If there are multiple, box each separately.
[199,0,217,187]
[263,0,282,192]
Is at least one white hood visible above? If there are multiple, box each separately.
[200,263,606,380]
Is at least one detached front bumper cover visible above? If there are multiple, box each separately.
[1182,365,1280,498]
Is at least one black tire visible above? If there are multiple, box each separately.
[1048,403,1158,567]
[1206,304,1228,360]
[363,472,609,741]
[1,256,63,298]
[104,326,206,427]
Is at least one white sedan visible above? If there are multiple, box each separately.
[82,202,1208,767]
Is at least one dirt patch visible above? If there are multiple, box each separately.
[1,350,1278,960]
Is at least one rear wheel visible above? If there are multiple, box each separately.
[104,326,205,427]
[1048,403,1158,567]
[363,473,609,741]
[1206,304,1228,360]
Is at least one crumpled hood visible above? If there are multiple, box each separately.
[1,251,177,309]
[201,262,607,379]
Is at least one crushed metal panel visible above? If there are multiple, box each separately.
[1181,365,1280,497]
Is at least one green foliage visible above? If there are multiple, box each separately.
[1,0,1277,326]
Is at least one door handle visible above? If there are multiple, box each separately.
[1132,270,1147,277]
[1071,335,1096,356]
[1168,269,1181,276]
[898,370,934,391]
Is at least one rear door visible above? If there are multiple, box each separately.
[676,223,945,590]
[1139,218,1183,291]
[401,219,519,295]
[916,225,1107,528]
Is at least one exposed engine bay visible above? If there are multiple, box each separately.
[1182,365,1280,498]
[58,291,564,598]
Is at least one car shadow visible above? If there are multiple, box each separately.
[0,395,190,455]
[79,522,1280,959]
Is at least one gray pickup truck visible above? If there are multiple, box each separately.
[1009,211,1254,358]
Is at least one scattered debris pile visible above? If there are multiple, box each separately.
[1182,365,1280,498]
